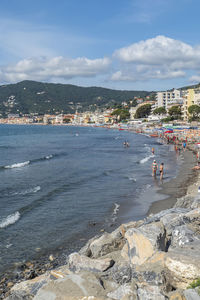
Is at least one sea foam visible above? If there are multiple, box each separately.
[5,161,30,169]
[140,155,154,164]
[0,211,20,229]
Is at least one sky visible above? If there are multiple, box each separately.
[0,0,200,91]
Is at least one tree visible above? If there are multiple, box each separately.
[134,104,151,119]
[168,106,182,120]
[188,105,200,121]
[111,108,130,121]
[153,107,166,115]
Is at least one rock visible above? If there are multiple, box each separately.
[4,290,33,300]
[68,252,114,273]
[136,284,166,300]
[6,273,50,299]
[170,225,197,248]
[164,243,200,289]
[174,195,195,209]
[169,290,186,300]
[107,283,137,300]
[7,282,14,288]
[88,228,125,258]
[191,197,200,209]
[145,208,189,225]
[107,263,133,285]
[79,235,100,257]
[183,288,200,300]
[33,272,107,299]
[122,222,167,265]
[49,255,54,262]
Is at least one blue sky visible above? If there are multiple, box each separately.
[0,0,200,91]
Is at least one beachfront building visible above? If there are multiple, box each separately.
[182,88,200,120]
[154,89,183,111]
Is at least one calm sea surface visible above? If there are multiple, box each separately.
[0,124,181,274]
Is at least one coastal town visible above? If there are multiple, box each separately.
[0,86,200,126]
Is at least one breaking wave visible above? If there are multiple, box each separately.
[112,203,120,222]
[0,212,20,229]
[140,155,154,164]
[4,161,30,169]
[12,186,41,196]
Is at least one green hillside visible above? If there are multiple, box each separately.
[0,80,151,116]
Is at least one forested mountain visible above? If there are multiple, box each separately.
[0,80,151,116]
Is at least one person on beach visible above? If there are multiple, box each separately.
[183,141,186,151]
[152,160,158,177]
[159,163,164,180]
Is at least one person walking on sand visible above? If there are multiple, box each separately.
[152,160,158,177]
[159,163,164,180]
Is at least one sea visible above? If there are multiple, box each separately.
[0,124,182,275]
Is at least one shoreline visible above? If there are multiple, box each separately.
[4,143,200,299]
[1,130,200,298]
[148,148,198,215]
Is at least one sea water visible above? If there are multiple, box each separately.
[0,124,180,274]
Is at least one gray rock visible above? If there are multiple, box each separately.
[184,288,200,300]
[145,208,189,225]
[137,285,166,300]
[33,272,107,299]
[5,290,33,300]
[89,228,125,258]
[170,225,197,248]
[107,284,136,300]
[68,252,114,273]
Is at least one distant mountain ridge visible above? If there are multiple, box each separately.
[0,80,151,116]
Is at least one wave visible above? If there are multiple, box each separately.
[1,153,55,170]
[0,211,20,229]
[112,203,120,222]
[12,186,41,196]
[4,161,30,169]
[45,155,53,159]
[140,154,154,164]
[129,177,137,182]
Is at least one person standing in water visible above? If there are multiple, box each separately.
[152,160,158,177]
[152,147,155,155]
[159,163,164,180]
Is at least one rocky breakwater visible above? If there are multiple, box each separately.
[4,195,200,300]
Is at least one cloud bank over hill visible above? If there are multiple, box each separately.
[0,36,200,86]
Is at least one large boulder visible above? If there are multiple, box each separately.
[5,273,50,300]
[88,229,125,258]
[68,252,114,273]
[33,272,107,300]
[164,243,200,289]
[107,283,137,300]
[136,284,166,300]
[121,222,167,265]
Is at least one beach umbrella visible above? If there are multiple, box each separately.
[164,130,173,133]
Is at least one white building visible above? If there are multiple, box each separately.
[155,89,183,111]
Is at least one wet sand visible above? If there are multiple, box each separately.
[148,149,199,215]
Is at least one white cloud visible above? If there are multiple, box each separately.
[189,75,200,83]
[114,35,200,66]
[0,56,111,83]
[111,35,200,82]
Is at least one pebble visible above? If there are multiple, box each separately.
[49,255,54,261]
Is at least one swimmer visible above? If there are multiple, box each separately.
[152,160,157,177]
[152,147,155,155]
[159,163,164,180]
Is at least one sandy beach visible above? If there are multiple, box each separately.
[148,149,199,215]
